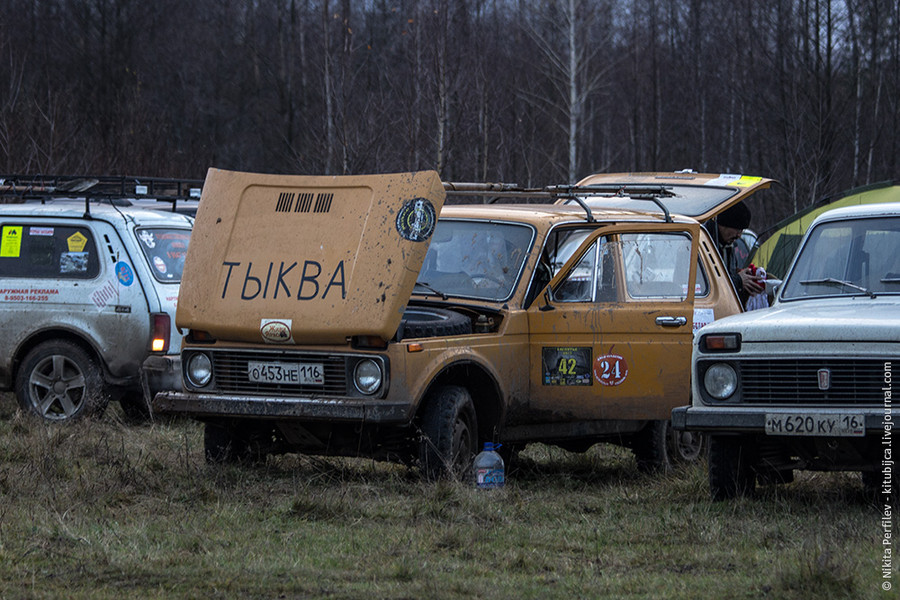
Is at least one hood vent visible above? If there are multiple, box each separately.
[275,192,334,214]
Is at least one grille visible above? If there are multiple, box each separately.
[739,359,889,405]
[210,350,348,396]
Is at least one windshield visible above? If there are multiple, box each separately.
[781,216,900,300]
[415,220,534,301]
[135,227,191,283]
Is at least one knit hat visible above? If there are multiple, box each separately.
[717,202,751,229]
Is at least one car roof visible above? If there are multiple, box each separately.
[810,201,900,225]
[0,199,194,227]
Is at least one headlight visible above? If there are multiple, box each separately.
[186,352,212,387]
[353,359,382,395]
[704,363,737,400]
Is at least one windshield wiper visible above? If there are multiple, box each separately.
[414,281,448,300]
[881,277,900,284]
[800,277,875,297]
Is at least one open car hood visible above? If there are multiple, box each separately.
[177,169,446,345]
[571,172,774,223]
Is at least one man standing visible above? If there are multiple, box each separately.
[706,202,764,301]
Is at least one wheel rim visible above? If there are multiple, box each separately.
[27,354,87,420]
[671,428,704,462]
[450,412,475,475]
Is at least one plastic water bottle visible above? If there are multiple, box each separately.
[474,442,505,489]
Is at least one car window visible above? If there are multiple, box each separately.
[0,223,100,279]
[695,258,710,297]
[416,220,534,301]
[782,216,900,299]
[553,237,617,302]
[621,233,693,299]
[136,228,192,283]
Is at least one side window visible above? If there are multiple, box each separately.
[554,236,618,302]
[695,258,710,297]
[620,233,692,299]
[0,224,100,279]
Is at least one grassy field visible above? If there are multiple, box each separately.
[0,393,894,599]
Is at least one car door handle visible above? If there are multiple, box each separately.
[655,316,687,327]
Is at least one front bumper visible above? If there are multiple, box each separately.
[672,404,896,433]
[152,390,412,423]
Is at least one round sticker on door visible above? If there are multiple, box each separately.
[594,354,628,386]
[115,261,134,286]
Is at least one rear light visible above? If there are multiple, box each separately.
[151,313,170,353]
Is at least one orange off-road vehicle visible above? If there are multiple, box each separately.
[153,169,771,477]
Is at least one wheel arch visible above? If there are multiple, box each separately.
[13,328,112,385]
[418,360,505,444]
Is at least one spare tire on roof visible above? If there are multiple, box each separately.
[396,307,472,340]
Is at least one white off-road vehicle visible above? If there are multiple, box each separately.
[0,175,198,421]
[674,203,900,499]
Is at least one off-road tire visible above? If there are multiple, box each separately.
[15,340,109,421]
[667,424,707,465]
[118,393,153,424]
[418,385,478,480]
[396,307,472,340]
[708,435,756,501]
[632,420,670,473]
[204,419,276,464]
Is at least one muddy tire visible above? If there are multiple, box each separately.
[204,419,273,464]
[632,420,670,473]
[15,340,109,422]
[418,385,478,480]
[667,425,707,464]
[396,307,472,340]
[118,393,153,424]
[708,435,756,501]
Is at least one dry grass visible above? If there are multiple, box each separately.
[0,393,893,599]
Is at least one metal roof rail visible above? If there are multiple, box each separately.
[0,174,204,215]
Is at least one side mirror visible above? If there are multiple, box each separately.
[539,289,555,311]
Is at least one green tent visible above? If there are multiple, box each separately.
[752,180,900,278]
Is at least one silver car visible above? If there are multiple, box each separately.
[0,190,193,421]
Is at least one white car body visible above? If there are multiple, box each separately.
[673,203,900,499]
[0,199,192,420]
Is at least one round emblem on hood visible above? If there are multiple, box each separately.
[260,320,292,343]
[396,198,436,242]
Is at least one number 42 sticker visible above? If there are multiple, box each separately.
[594,354,628,386]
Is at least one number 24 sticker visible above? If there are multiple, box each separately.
[594,354,628,386]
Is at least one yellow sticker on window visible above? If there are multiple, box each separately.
[1,226,23,257]
[67,231,88,252]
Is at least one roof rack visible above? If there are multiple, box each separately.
[0,174,204,215]
[442,181,676,223]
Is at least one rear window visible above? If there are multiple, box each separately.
[0,224,100,279]
[136,228,191,282]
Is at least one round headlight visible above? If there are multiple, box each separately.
[353,359,382,395]
[704,363,737,400]
[186,352,212,387]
